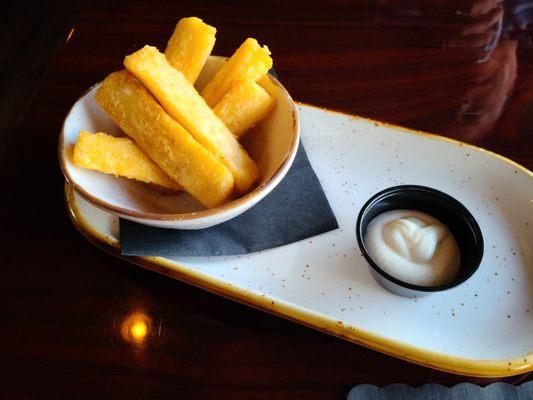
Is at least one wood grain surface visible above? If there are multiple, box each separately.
[0,1,531,399]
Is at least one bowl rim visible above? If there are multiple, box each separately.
[355,184,484,293]
[58,64,300,222]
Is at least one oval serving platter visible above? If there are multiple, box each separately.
[64,102,532,377]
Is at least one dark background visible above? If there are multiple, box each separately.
[0,1,531,399]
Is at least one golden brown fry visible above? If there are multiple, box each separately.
[73,131,181,190]
[213,80,274,138]
[95,70,234,209]
[201,38,272,107]
[165,17,216,83]
[124,46,259,194]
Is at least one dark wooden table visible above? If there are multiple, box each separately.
[1,1,531,398]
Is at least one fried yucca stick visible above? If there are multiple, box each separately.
[124,46,259,194]
[95,70,234,208]
[74,131,181,190]
[213,80,274,138]
[201,38,272,107]
[165,17,216,83]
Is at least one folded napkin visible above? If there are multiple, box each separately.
[347,382,532,400]
[120,141,338,257]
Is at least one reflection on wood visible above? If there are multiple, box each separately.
[0,0,82,163]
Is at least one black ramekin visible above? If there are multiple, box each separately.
[356,185,484,297]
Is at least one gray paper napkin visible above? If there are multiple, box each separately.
[120,142,338,257]
[347,382,532,400]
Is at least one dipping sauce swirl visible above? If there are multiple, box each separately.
[364,210,460,286]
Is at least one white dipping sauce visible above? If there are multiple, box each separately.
[364,210,460,286]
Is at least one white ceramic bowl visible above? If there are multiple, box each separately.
[59,56,299,229]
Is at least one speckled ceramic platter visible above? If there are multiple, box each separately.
[64,103,532,377]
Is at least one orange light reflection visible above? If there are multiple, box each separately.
[120,312,152,344]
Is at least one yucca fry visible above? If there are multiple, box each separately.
[73,131,181,190]
[95,70,234,209]
[201,38,272,107]
[124,46,259,194]
[165,17,216,83]
[213,80,274,138]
